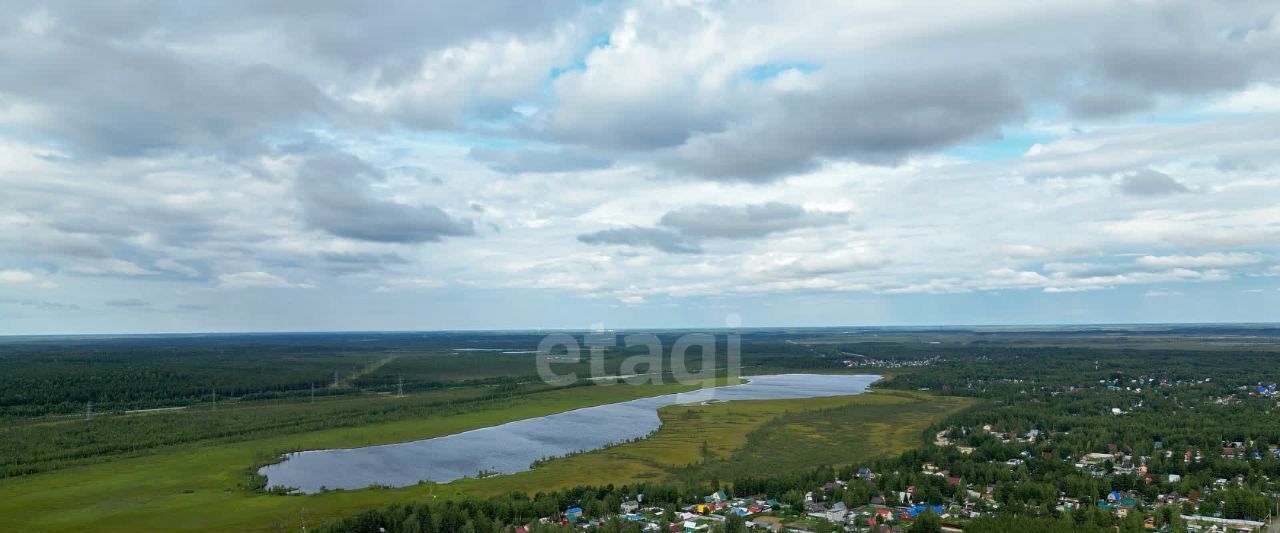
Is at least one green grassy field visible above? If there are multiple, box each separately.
[0,381,970,532]
[442,390,974,499]
[0,381,708,532]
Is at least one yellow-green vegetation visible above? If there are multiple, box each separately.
[0,381,710,533]
[0,382,968,533]
[444,390,973,498]
[1,383,507,477]
[697,390,976,479]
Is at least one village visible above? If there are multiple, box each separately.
[510,412,1280,533]
[517,478,963,533]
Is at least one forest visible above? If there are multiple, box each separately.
[4,326,1280,532]
[300,327,1280,532]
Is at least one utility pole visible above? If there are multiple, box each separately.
[397,376,404,398]
[332,371,339,388]
[86,401,93,420]
[212,387,217,410]
[310,382,315,403]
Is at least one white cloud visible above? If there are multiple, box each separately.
[1136,252,1267,268]
[217,272,314,290]
[1,1,1280,331]
[0,270,56,289]
[153,258,200,277]
[374,278,446,292]
[1207,84,1280,113]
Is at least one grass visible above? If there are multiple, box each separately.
[0,381,536,477]
[0,381,970,532]
[0,381,708,533]
[442,390,974,499]
[697,390,975,478]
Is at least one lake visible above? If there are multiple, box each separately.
[259,373,880,493]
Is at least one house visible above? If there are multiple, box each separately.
[1182,514,1266,532]
[682,520,709,532]
[622,500,641,513]
[1168,473,1181,483]
[565,507,583,524]
[751,516,784,532]
[906,504,945,519]
[808,502,848,522]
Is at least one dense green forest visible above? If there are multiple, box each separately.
[0,331,798,417]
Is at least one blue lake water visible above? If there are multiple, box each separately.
[260,373,880,493]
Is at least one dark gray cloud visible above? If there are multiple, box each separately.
[1119,169,1191,196]
[0,298,79,311]
[468,146,613,174]
[659,202,846,239]
[0,1,582,158]
[104,298,150,308]
[577,227,702,254]
[1096,45,1257,96]
[1065,89,1154,118]
[661,71,1027,181]
[318,252,409,273]
[40,205,220,249]
[1064,40,1267,119]
[297,153,474,243]
[539,3,1280,181]
[578,202,846,254]
[0,33,333,158]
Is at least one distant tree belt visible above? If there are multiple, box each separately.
[0,380,587,478]
[0,335,842,416]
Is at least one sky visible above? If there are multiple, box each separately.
[1,1,1279,334]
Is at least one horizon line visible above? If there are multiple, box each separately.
[3,320,1279,339]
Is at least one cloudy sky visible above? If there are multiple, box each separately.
[2,1,1279,334]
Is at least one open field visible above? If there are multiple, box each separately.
[0,380,713,532]
[443,390,975,499]
[0,383,510,477]
[0,381,968,532]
